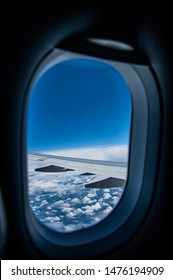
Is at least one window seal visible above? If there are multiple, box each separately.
[24,49,160,258]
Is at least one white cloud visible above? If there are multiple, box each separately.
[87,192,97,198]
[76,208,85,214]
[37,200,48,208]
[103,206,113,215]
[64,224,81,232]
[103,193,111,200]
[44,145,128,162]
[82,196,91,204]
[82,202,102,213]
[61,207,72,213]
[93,217,101,223]
[66,212,77,218]
[43,216,60,222]
[82,196,97,204]
[112,197,119,204]
[91,202,102,211]
[81,205,94,215]
[71,198,80,204]
[103,189,110,193]
[27,157,124,233]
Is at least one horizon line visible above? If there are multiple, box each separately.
[28,152,128,168]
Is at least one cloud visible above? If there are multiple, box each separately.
[76,208,84,214]
[87,192,97,198]
[66,212,77,218]
[82,202,102,213]
[27,157,124,233]
[91,202,102,211]
[103,206,113,215]
[43,216,60,222]
[44,145,128,162]
[64,224,82,232]
[71,198,80,204]
[38,200,48,207]
[111,197,120,204]
[103,193,111,200]
[61,207,73,213]
[82,196,97,204]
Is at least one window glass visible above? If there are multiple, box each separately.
[27,58,132,233]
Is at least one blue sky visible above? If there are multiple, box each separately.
[27,58,132,156]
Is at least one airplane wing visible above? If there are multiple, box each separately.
[28,153,127,189]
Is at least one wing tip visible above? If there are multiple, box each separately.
[85,177,126,189]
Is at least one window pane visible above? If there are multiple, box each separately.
[27,58,132,233]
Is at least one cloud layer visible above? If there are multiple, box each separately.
[28,155,124,233]
[45,145,128,162]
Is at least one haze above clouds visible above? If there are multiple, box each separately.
[45,145,128,162]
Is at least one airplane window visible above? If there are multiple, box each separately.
[27,57,132,233]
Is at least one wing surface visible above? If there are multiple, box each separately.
[28,153,127,189]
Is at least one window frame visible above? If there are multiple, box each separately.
[24,48,160,258]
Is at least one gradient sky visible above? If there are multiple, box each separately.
[27,58,132,153]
